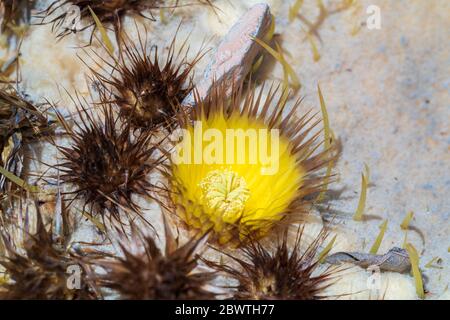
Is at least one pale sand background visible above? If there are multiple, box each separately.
[2,0,448,299]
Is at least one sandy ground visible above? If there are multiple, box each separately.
[2,0,448,299]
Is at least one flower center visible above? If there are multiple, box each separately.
[199,170,250,224]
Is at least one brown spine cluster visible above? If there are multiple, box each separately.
[92,220,216,300]
[0,0,34,32]
[37,1,214,40]
[0,201,98,300]
[53,101,164,228]
[0,86,52,193]
[205,228,340,300]
[90,30,204,131]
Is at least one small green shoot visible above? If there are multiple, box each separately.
[401,211,414,230]
[264,14,275,42]
[402,231,408,249]
[252,37,300,90]
[88,6,114,56]
[318,235,337,263]
[369,219,387,254]
[76,208,106,233]
[251,14,275,74]
[316,85,332,202]
[0,166,40,193]
[159,8,168,24]
[353,171,368,221]
[353,164,369,221]
[406,243,425,299]
[306,32,320,61]
[251,55,264,73]
[363,163,370,183]
[289,0,304,22]
[275,43,290,105]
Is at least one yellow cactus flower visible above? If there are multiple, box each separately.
[166,83,337,245]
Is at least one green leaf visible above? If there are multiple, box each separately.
[406,243,425,299]
[400,211,414,230]
[318,235,337,263]
[0,166,40,193]
[289,0,304,22]
[369,219,388,254]
[264,14,275,42]
[88,6,114,56]
[317,85,333,202]
[252,37,300,90]
[306,32,320,62]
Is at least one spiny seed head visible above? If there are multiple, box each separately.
[53,101,162,227]
[205,228,339,300]
[91,29,203,131]
[93,221,216,299]
[0,201,98,300]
